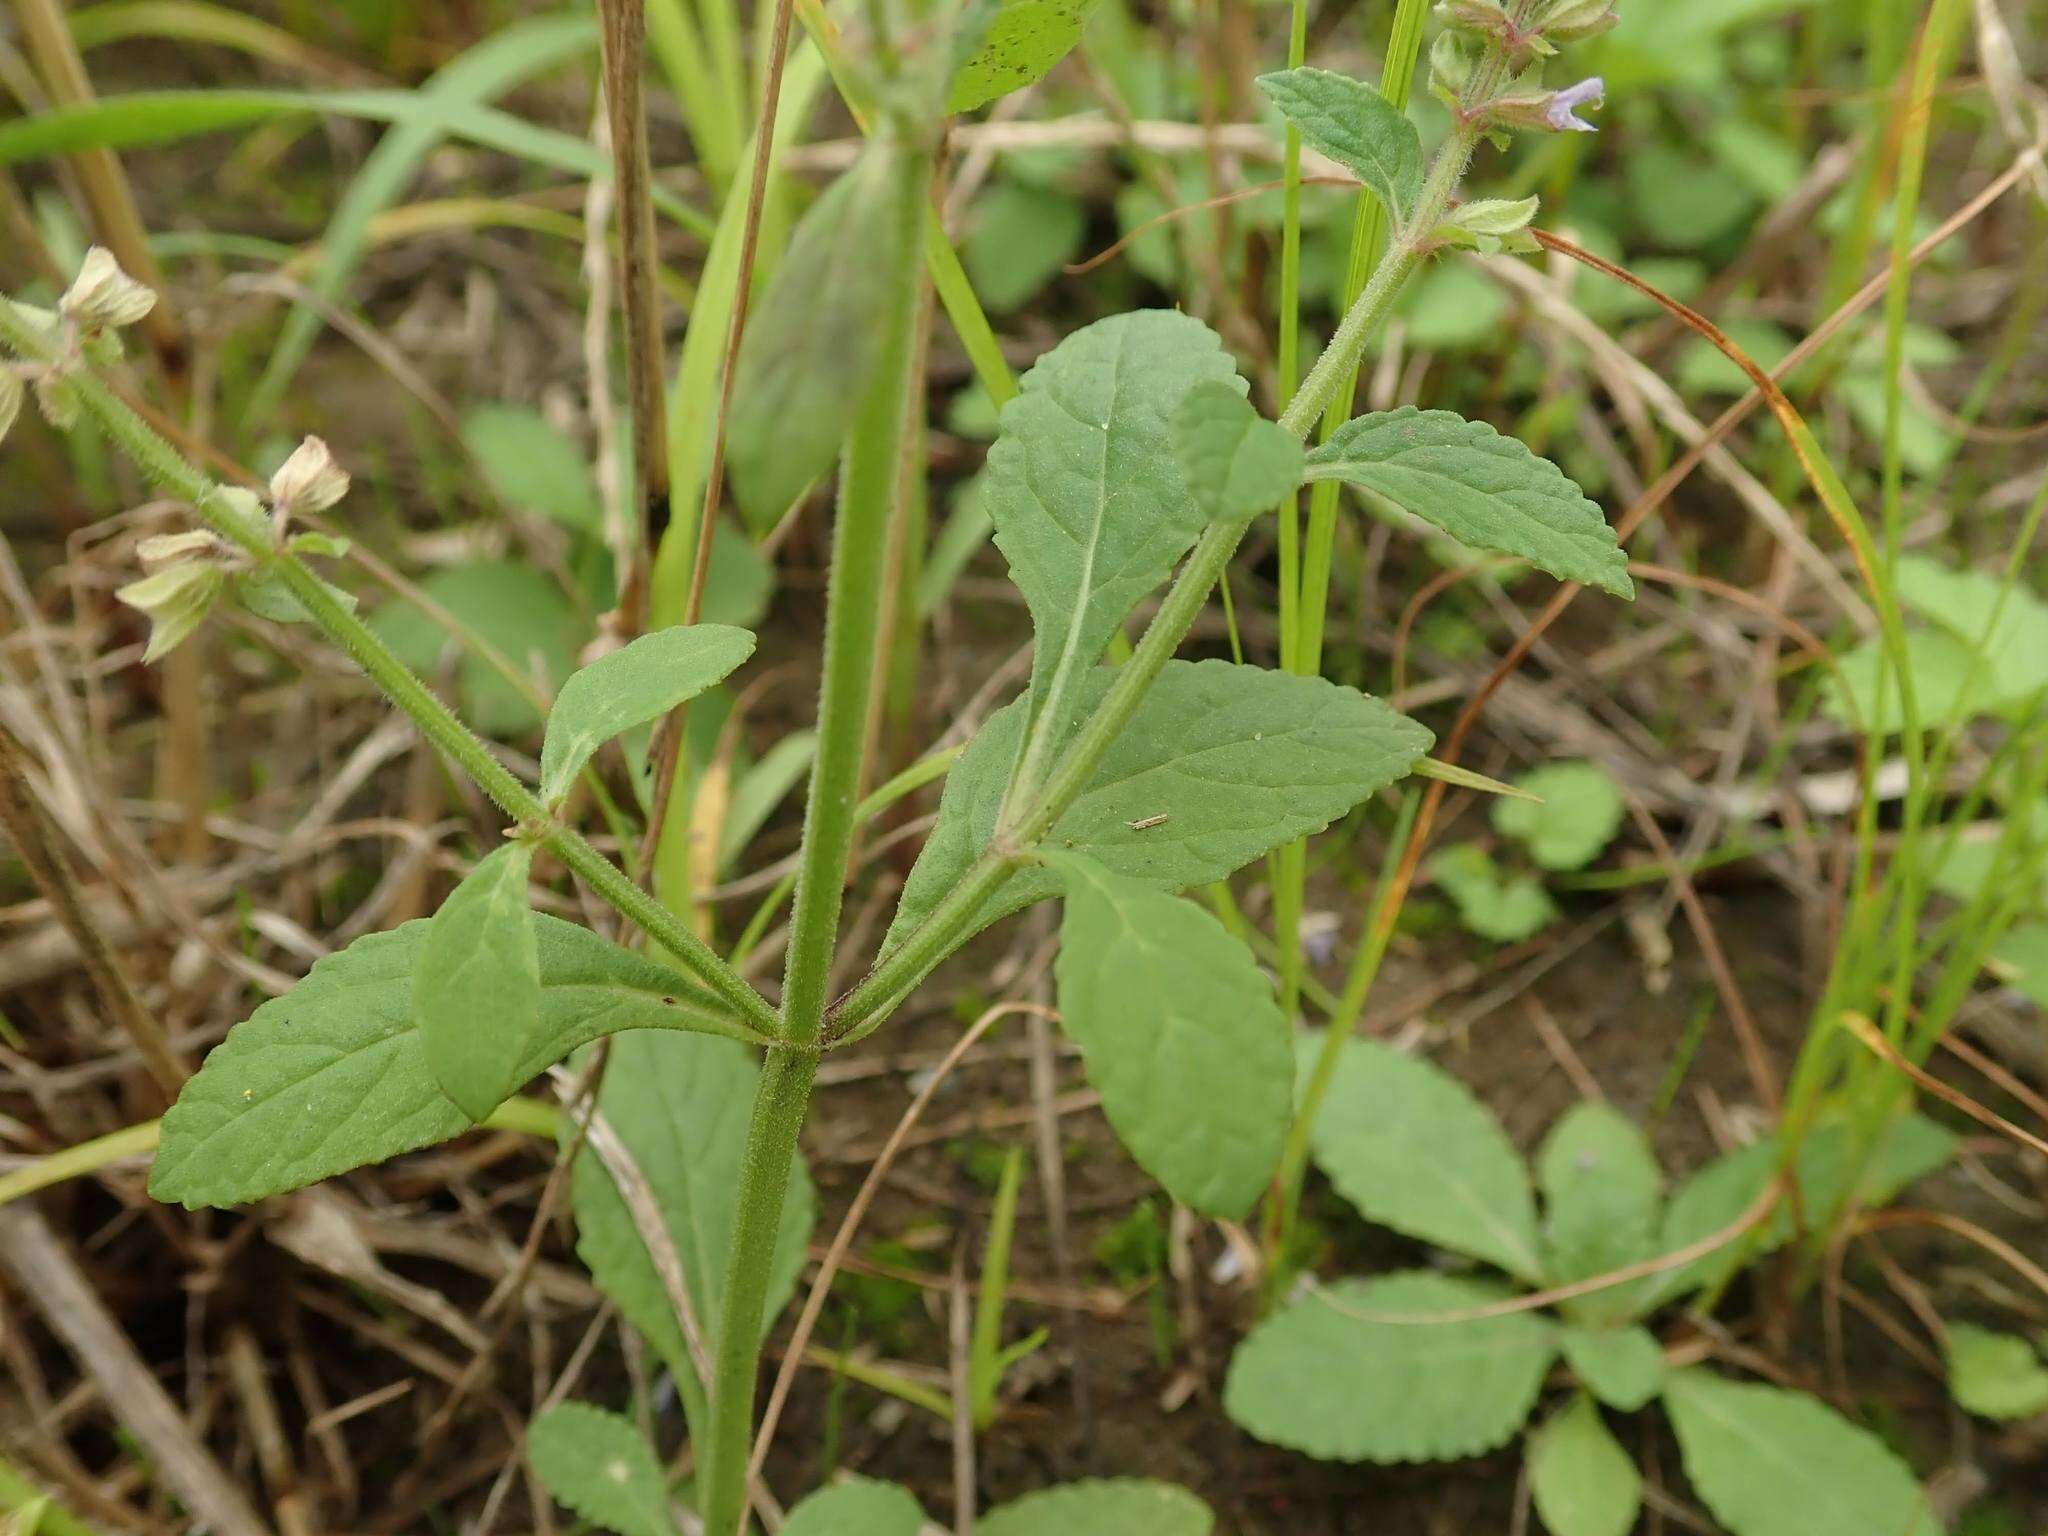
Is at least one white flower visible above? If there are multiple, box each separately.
[1544,76,1606,132]
[60,247,157,331]
[268,435,350,515]
[117,562,225,663]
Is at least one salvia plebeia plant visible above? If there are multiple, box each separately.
[1226,1036,1955,1536]
[1,2,1645,1532]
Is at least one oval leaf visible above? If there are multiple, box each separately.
[783,1478,925,1536]
[540,623,755,805]
[980,1480,1212,1536]
[416,841,540,1122]
[528,1404,677,1536]
[1225,1272,1555,1462]
[1172,381,1304,521]
[1528,1393,1641,1536]
[1255,67,1424,221]
[1538,1100,1662,1317]
[1050,852,1291,1218]
[1663,1370,1940,1536]
[149,918,751,1208]
[1946,1322,2048,1420]
[1560,1324,1666,1412]
[1304,407,1634,597]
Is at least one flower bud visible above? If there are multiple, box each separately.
[269,435,350,515]
[0,370,20,447]
[60,247,157,331]
[117,561,225,663]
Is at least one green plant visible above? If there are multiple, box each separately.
[3,0,1642,1530]
[1431,757,1624,941]
[1225,1035,1954,1536]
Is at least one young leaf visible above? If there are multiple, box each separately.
[149,918,751,1208]
[1663,1370,1940,1536]
[1527,1393,1641,1536]
[462,403,601,531]
[1255,68,1424,222]
[1945,1322,2048,1420]
[1171,382,1304,522]
[1303,408,1634,597]
[1050,852,1290,1218]
[1493,760,1625,872]
[1225,1272,1555,1462]
[1301,1035,1545,1282]
[539,623,755,806]
[1538,1101,1662,1316]
[571,1031,816,1393]
[980,1479,1212,1536]
[782,1477,925,1536]
[1560,1325,1666,1412]
[726,146,913,531]
[949,0,1098,115]
[884,658,1431,955]
[1430,842,1558,944]
[527,1404,677,1536]
[415,841,540,1122]
[987,309,1243,745]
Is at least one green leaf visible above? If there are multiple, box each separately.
[1946,1322,2048,1420]
[463,403,601,531]
[149,918,753,1208]
[726,147,913,532]
[572,1031,816,1393]
[369,558,584,734]
[1560,1325,1666,1412]
[540,624,755,806]
[1538,1101,1662,1315]
[1225,1272,1555,1462]
[1171,382,1304,522]
[885,658,1431,956]
[415,842,541,1122]
[1255,68,1423,222]
[1663,1370,1940,1536]
[987,309,1243,737]
[1993,922,2048,1008]
[1050,853,1290,1217]
[1303,408,1634,597]
[1823,628,1987,735]
[980,1480,1212,1536]
[1494,761,1625,872]
[527,1404,677,1536]
[962,179,1086,313]
[949,0,1099,114]
[1894,554,2048,708]
[1528,1393,1641,1536]
[1303,1034,1544,1282]
[1400,263,1510,350]
[782,1477,925,1536]
[1431,842,1558,944]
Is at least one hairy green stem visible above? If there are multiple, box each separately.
[0,298,780,1040]
[697,126,932,1536]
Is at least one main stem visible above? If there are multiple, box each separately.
[0,299,780,1041]
[697,129,931,1536]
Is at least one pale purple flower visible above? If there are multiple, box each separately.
[1545,76,1605,132]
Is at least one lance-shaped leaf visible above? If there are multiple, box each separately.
[1528,1393,1641,1536]
[783,1478,925,1536]
[1303,1033,1544,1283]
[980,1480,1213,1536]
[1663,1370,1940,1536]
[987,309,1242,743]
[415,841,541,1121]
[1172,381,1304,521]
[950,0,1099,114]
[1049,852,1290,1218]
[149,918,753,1208]
[1303,407,1634,597]
[727,146,912,530]
[883,658,1431,955]
[572,1031,816,1395]
[1256,67,1424,222]
[540,623,755,806]
[528,1404,677,1536]
[1225,1272,1556,1462]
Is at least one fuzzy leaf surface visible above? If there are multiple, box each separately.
[416,841,540,1121]
[571,1031,815,1387]
[1225,1272,1555,1461]
[979,1479,1212,1536]
[1255,67,1423,220]
[1528,1393,1641,1536]
[782,1477,925,1536]
[1663,1370,1940,1536]
[1051,853,1290,1217]
[1304,1034,1544,1282]
[884,658,1431,954]
[527,1404,677,1536]
[1304,408,1633,596]
[1171,381,1304,521]
[150,918,747,1208]
[540,624,755,805]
